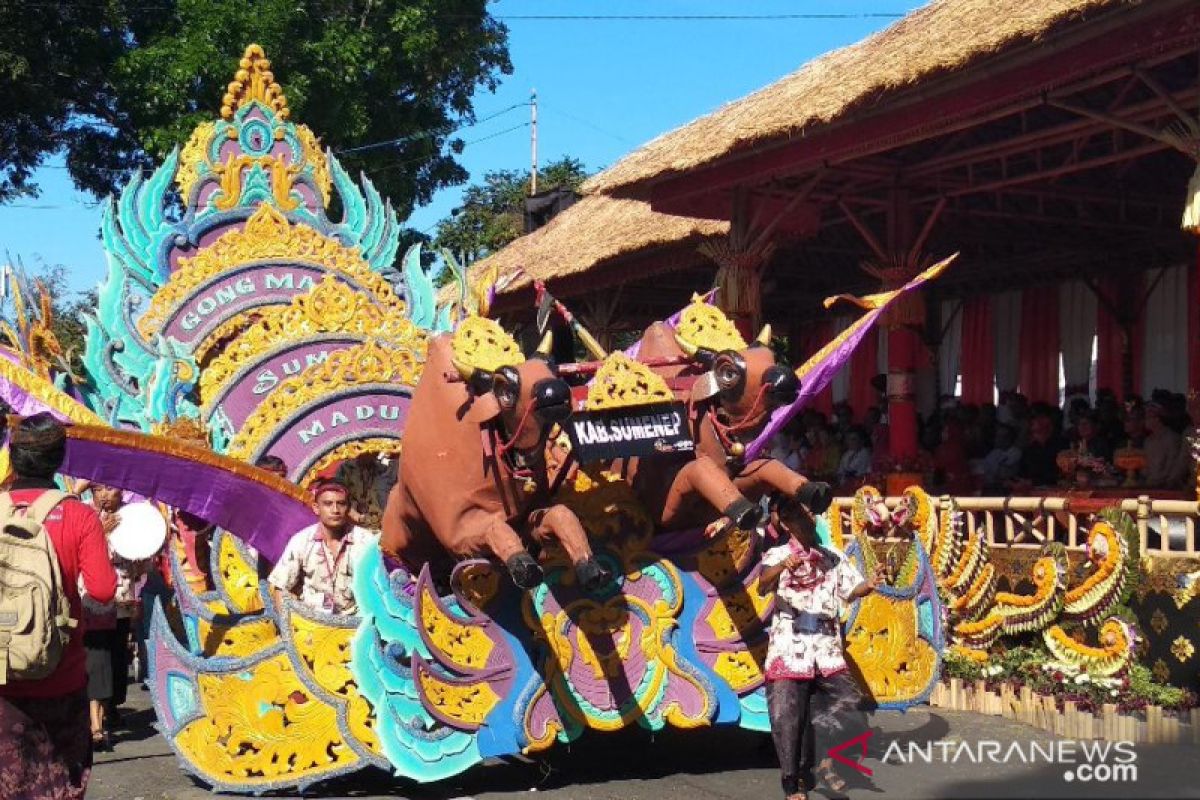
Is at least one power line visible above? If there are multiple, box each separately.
[538,102,634,145]
[369,122,531,175]
[336,102,530,156]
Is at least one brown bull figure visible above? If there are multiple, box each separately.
[382,332,611,591]
[617,321,831,533]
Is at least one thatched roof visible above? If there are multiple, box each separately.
[442,194,728,303]
[583,0,1130,195]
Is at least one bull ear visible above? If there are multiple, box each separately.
[464,392,501,424]
[755,323,773,347]
[452,357,476,382]
[673,331,698,357]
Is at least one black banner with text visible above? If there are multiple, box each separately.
[565,402,693,462]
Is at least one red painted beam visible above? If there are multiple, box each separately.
[646,2,1200,214]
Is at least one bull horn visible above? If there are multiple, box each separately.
[674,331,699,357]
[452,356,475,381]
[755,323,773,346]
[535,330,553,357]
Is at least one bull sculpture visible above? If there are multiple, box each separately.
[616,312,831,534]
[382,323,610,591]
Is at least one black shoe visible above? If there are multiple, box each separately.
[505,552,544,589]
[721,497,762,530]
[796,481,833,515]
[574,557,612,593]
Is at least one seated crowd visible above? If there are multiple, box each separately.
[767,388,1197,497]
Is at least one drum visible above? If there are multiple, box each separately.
[108,501,168,561]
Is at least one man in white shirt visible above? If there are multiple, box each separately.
[976,424,1022,493]
[268,479,374,615]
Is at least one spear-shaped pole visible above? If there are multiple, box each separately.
[533,278,609,361]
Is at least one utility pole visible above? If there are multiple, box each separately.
[530,88,538,195]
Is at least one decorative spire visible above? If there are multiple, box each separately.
[221,44,290,121]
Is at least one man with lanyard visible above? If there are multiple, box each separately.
[759,493,884,800]
[268,479,373,615]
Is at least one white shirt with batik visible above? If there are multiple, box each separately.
[762,539,864,681]
[268,525,376,615]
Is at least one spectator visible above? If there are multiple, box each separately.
[1073,413,1113,462]
[1143,404,1186,489]
[0,413,116,799]
[836,429,872,485]
[1122,407,1147,449]
[255,455,289,480]
[268,480,375,615]
[803,426,841,481]
[87,485,152,734]
[934,420,974,494]
[1018,414,1065,487]
[335,452,389,531]
[975,424,1022,494]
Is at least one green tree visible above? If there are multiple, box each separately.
[1,1,511,218]
[434,156,589,264]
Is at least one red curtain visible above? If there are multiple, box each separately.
[849,325,879,422]
[1096,275,1145,399]
[1018,287,1060,405]
[793,321,833,416]
[960,295,994,405]
[1190,249,1200,393]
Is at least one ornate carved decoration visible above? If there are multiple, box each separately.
[138,204,403,340]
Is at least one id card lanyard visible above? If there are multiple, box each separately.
[318,535,348,611]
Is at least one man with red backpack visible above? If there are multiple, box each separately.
[0,413,117,800]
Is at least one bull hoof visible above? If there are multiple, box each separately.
[796,481,833,515]
[505,552,544,589]
[575,557,612,593]
[721,497,762,530]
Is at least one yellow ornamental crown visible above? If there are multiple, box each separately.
[451,316,523,373]
[675,294,747,353]
[585,353,673,410]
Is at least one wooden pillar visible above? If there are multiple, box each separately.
[885,190,922,461]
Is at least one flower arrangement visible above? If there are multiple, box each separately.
[943,644,1196,714]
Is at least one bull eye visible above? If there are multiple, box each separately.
[717,363,741,388]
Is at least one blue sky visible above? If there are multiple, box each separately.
[0,0,916,295]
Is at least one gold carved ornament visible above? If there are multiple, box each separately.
[673,294,747,354]
[175,121,216,204]
[450,315,523,374]
[138,204,406,340]
[584,352,674,410]
[845,591,939,703]
[415,578,495,672]
[225,340,423,460]
[172,653,362,785]
[216,532,265,615]
[285,609,381,756]
[198,273,427,406]
[222,44,290,121]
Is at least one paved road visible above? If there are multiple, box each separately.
[88,686,1198,799]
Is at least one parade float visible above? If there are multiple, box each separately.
[4,43,1133,792]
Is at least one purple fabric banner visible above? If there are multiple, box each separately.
[0,349,103,424]
[743,255,956,463]
[61,427,314,563]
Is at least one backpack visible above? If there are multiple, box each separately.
[0,490,75,684]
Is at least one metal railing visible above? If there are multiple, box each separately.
[828,494,1199,558]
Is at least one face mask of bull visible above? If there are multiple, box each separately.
[677,324,800,431]
[454,332,574,454]
[675,323,831,522]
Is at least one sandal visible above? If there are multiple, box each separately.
[818,763,847,794]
